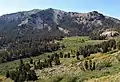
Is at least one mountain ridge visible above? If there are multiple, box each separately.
[0,8,120,39]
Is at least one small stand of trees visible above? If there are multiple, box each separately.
[6,59,37,82]
[76,39,116,59]
[6,52,61,82]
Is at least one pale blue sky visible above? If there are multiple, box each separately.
[0,0,120,19]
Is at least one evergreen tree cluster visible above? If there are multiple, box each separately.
[30,53,61,70]
[117,40,120,50]
[89,30,106,40]
[6,59,37,82]
[76,39,116,59]
[0,38,64,64]
[6,54,61,82]
[83,60,96,71]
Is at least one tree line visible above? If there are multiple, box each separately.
[56,39,117,60]
[0,37,65,64]
[57,39,117,60]
[76,39,116,58]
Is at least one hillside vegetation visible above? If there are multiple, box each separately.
[0,36,104,75]
[38,50,120,82]
[1,36,120,82]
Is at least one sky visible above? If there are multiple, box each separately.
[0,0,120,19]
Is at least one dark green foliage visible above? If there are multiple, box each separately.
[9,70,18,81]
[68,53,70,58]
[96,61,112,70]
[30,58,33,64]
[89,60,96,71]
[6,71,10,78]
[108,39,116,49]
[47,57,52,67]
[83,60,96,71]
[61,45,65,49]
[18,70,27,82]
[37,60,43,69]
[19,59,25,71]
[59,52,63,58]
[25,63,31,71]
[76,56,80,60]
[76,51,80,57]
[72,55,75,58]
[76,51,80,60]
[44,59,48,68]
[92,62,96,70]
[89,30,106,40]
[54,57,60,65]
[0,38,62,64]
[54,53,59,58]
[101,41,109,53]
[89,60,93,70]
[84,60,88,70]
[50,54,54,61]
[100,39,116,53]
[47,55,50,58]
[26,70,38,81]
[34,61,38,69]
[8,59,38,81]
[53,53,60,65]
[35,57,53,69]
[77,39,116,58]
[117,40,120,50]
[64,54,67,58]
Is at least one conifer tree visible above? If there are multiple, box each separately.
[26,70,37,81]
[54,56,60,65]
[84,60,88,70]
[6,71,10,78]
[68,53,70,58]
[25,63,31,71]
[64,54,67,58]
[117,40,120,50]
[93,62,96,70]
[44,59,48,68]
[37,59,42,69]
[30,58,33,64]
[89,60,92,70]
[47,58,52,67]
[60,52,63,58]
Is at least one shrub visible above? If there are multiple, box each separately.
[96,60,112,70]
[46,75,63,82]
[60,75,77,82]
[117,40,120,50]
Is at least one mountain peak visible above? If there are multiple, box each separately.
[88,11,103,16]
[91,11,99,14]
[0,8,120,38]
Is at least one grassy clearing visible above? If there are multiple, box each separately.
[58,36,105,53]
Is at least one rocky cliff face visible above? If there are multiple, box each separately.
[0,8,120,39]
